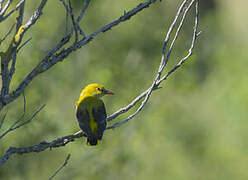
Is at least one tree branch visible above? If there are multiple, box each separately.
[0,131,85,167]
[0,0,25,23]
[0,92,45,139]
[7,1,25,83]
[0,0,13,17]
[0,0,159,110]
[0,0,3,12]
[0,108,7,129]
[75,0,90,38]
[76,0,90,24]
[48,154,71,180]
[107,0,200,129]
[23,0,47,30]
[0,23,15,46]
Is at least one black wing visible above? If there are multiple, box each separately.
[91,99,107,139]
[76,102,91,136]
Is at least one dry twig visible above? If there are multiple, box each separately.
[0,92,46,139]
[48,154,71,180]
[107,0,200,129]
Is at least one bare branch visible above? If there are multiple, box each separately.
[5,2,25,85]
[11,104,45,132]
[48,154,71,180]
[8,36,31,83]
[0,0,12,17]
[8,50,17,82]
[68,0,79,42]
[0,23,15,46]
[0,92,45,139]
[107,85,155,129]
[107,0,200,129]
[76,0,90,23]
[15,0,25,31]
[0,0,4,12]
[0,0,41,104]
[1,51,12,101]
[24,0,47,30]
[0,131,85,167]
[0,0,47,108]
[1,0,159,110]
[16,37,32,52]
[158,0,188,78]
[0,92,26,139]
[75,0,90,37]
[156,0,200,85]
[107,90,148,122]
[0,108,7,129]
[0,0,25,23]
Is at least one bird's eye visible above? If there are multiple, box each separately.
[96,87,102,91]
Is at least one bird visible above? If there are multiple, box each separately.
[76,83,114,146]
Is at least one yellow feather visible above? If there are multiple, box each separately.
[87,104,98,133]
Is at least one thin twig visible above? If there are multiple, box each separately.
[64,0,69,35]
[0,92,26,139]
[107,0,199,129]
[0,0,25,23]
[16,37,32,52]
[156,0,199,84]
[8,50,17,80]
[107,84,155,129]
[158,0,189,78]
[0,0,12,16]
[48,154,71,180]
[60,1,70,24]
[0,23,15,46]
[76,0,90,23]
[61,0,85,40]
[68,0,78,42]
[0,0,4,12]
[75,0,90,37]
[23,0,47,30]
[0,92,46,139]
[16,0,25,31]
[107,90,148,121]
[11,104,45,132]
[107,0,191,123]
[7,1,25,82]
[0,108,8,129]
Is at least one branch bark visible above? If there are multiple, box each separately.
[0,131,85,167]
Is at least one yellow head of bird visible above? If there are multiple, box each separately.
[80,83,114,98]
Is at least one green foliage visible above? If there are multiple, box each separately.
[1,0,248,179]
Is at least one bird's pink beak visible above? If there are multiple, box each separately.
[104,90,114,95]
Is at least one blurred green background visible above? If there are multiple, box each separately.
[1,0,248,179]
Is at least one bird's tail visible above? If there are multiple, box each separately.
[87,137,101,146]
